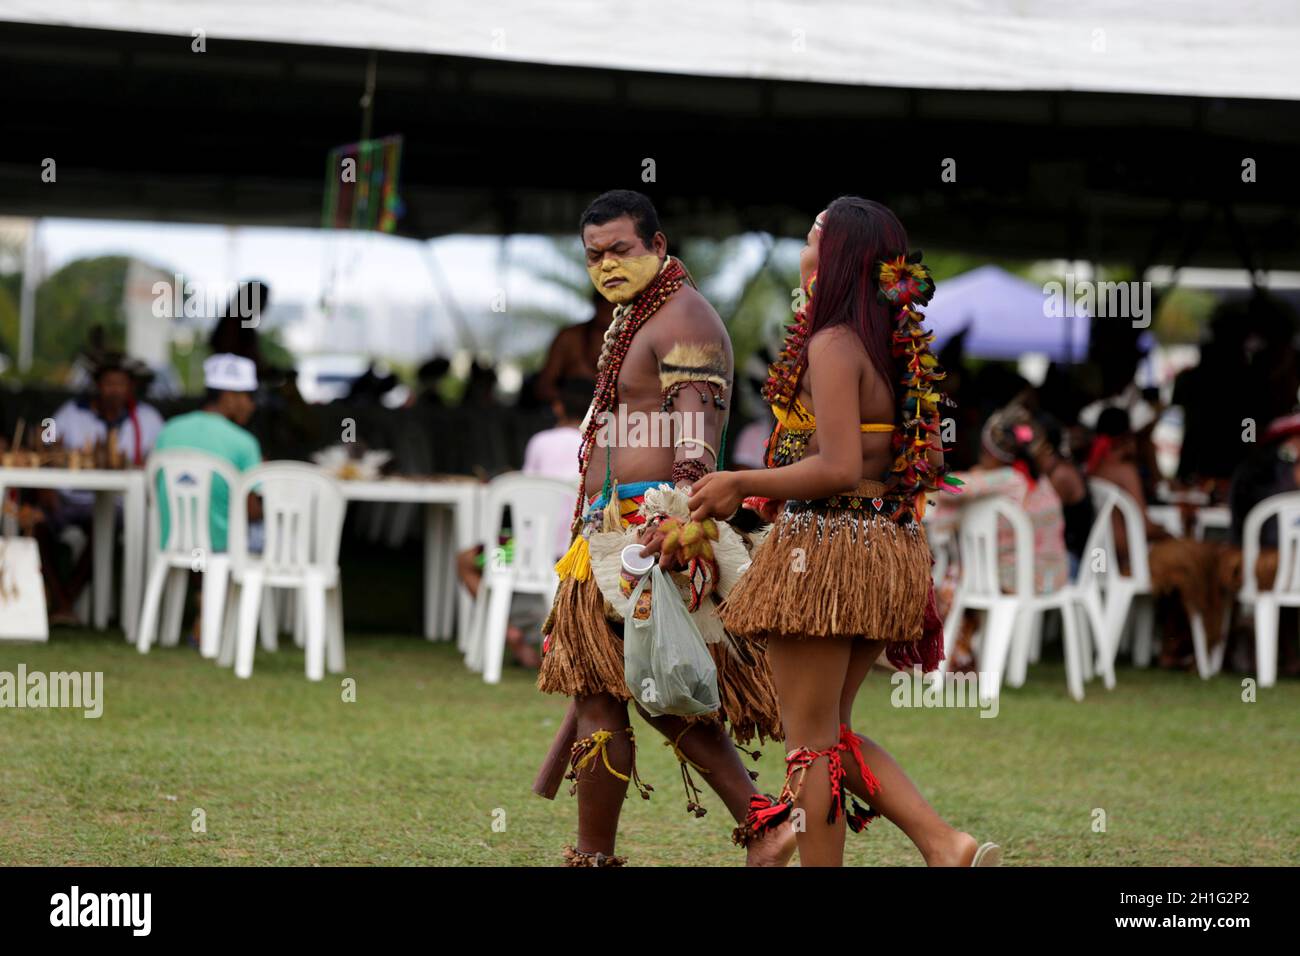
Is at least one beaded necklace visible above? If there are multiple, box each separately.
[762,276,815,467]
[572,255,688,525]
[762,275,814,412]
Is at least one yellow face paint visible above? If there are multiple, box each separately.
[587,253,662,304]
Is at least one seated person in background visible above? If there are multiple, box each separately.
[456,377,590,669]
[33,353,165,622]
[1219,412,1300,675]
[1088,405,1220,669]
[1229,412,1300,550]
[51,351,165,465]
[1085,406,1171,572]
[926,406,1069,670]
[1036,416,1094,579]
[1079,382,1164,500]
[522,377,588,482]
[928,404,1070,596]
[153,354,264,555]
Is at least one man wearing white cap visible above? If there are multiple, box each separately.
[153,353,263,552]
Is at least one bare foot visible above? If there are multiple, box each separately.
[926,830,980,867]
[746,820,797,867]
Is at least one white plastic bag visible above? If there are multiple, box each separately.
[624,565,720,717]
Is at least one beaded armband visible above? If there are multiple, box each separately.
[659,342,729,412]
[672,458,710,486]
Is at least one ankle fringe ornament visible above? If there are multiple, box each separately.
[735,742,762,781]
[563,845,627,867]
[731,793,777,848]
[838,724,883,833]
[741,724,882,841]
[566,728,653,800]
[665,727,711,817]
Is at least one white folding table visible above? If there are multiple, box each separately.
[336,477,482,644]
[0,467,146,640]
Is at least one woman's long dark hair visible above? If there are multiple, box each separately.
[803,196,909,398]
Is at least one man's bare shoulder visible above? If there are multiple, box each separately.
[645,285,730,355]
[665,284,723,325]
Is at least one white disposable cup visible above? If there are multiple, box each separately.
[621,543,657,577]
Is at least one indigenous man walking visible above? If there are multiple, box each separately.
[538,190,793,866]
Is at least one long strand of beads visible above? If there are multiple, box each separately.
[571,258,687,522]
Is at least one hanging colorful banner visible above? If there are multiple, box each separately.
[321,135,405,233]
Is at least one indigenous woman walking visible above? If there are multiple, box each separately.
[688,197,1001,867]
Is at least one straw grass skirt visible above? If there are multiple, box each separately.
[719,481,932,643]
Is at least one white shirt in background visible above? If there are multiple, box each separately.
[522,425,581,483]
[50,400,165,511]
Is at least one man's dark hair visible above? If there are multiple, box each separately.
[93,352,129,382]
[204,388,223,405]
[579,190,661,248]
[1095,406,1132,437]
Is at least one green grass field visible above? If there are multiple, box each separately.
[1,629,1295,866]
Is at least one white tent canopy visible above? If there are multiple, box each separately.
[926,265,1090,363]
[3,0,1299,101]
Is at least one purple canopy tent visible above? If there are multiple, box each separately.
[923,265,1090,362]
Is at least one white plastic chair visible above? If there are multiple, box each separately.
[936,496,1096,702]
[465,473,577,684]
[1079,478,1156,672]
[0,483,13,536]
[217,463,347,681]
[1187,599,1230,679]
[928,527,956,589]
[136,450,240,658]
[1237,491,1300,688]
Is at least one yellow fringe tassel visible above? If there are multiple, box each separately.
[554,534,591,581]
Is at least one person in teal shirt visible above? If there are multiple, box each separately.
[154,353,263,552]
